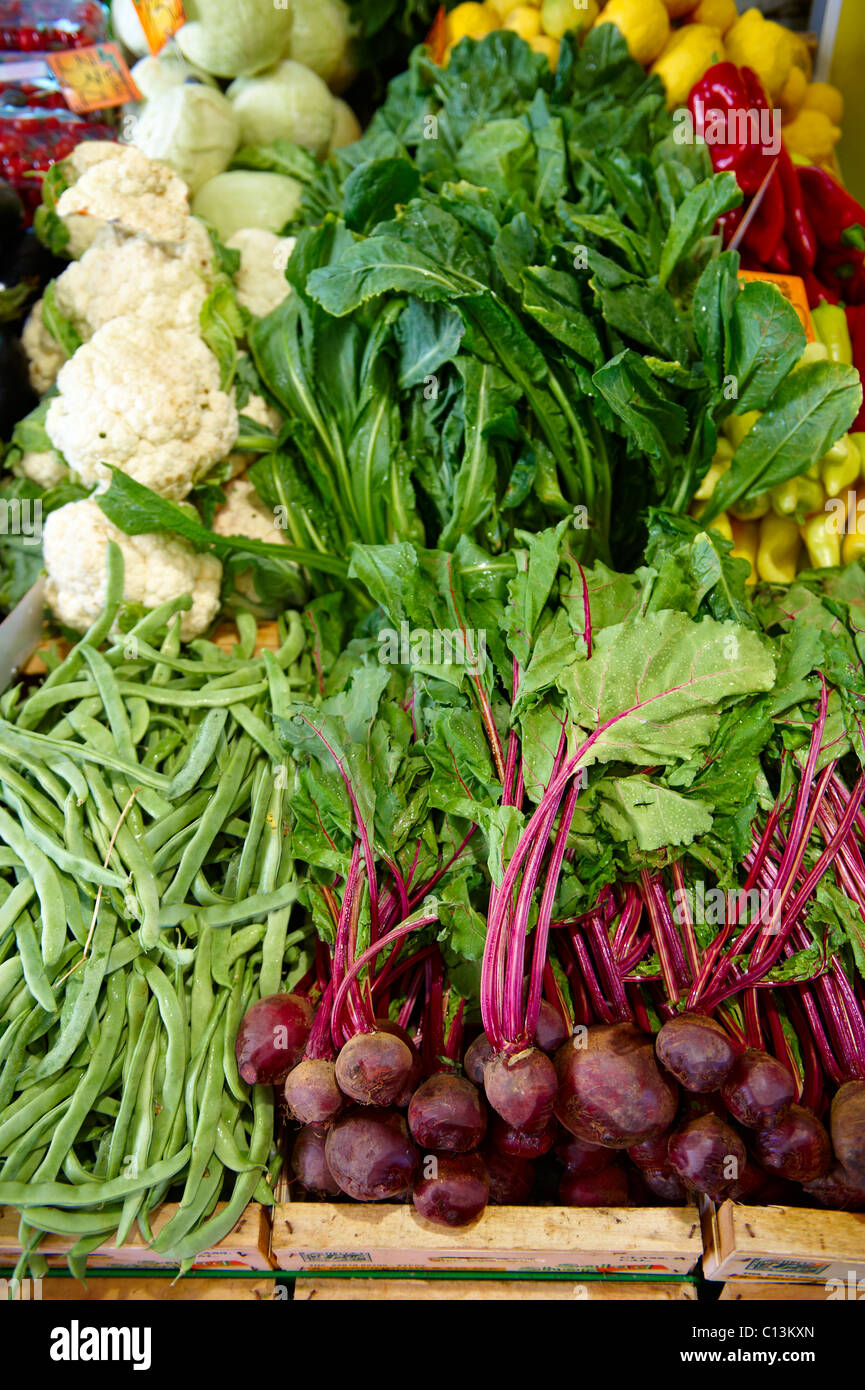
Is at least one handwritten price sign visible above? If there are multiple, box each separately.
[131,0,187,55]
[47,43,141,114]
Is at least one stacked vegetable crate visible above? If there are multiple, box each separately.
[702,1199,865,1301]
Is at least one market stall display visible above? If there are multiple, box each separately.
[0,0,864,1307]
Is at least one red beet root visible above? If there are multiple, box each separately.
[483,1147,536,1204]
[668,1113,746,1200]
[484,1046,557,1132]
[235,993,313,1085]
[554,1023,678,1147]
[335,1030,415,1107]
[804,1162,865,1212]
[641,1166,687,1202]
[627,1132,672,1169]
[721,1049,795,1129]
[534,999,569,1054]
[555,1133,616,1175]
[284,1057,345,1125]
[830,1080,865,1187]
[290,1125,341,1197]
[463,1032,495,1086]
[407,1073,487,1153]
[753,1104,831,1183]
[655,1013,736,1093]
[559,1167,629,1206]
[324,1107,419,1201]
[489,1112,556,1159]
[412,1152,489,1227]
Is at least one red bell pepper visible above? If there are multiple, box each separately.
[798,166,865,304]
[775,147,817,273]
[688,63,776,196]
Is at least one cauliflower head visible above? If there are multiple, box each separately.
[56,142,194,258]
[226,227,295,318]
[21,297,66,394]
[45,316,238,500]
[53,224,214,342]
[12,449,68,489]
[44,498,223,642]
[212,474,294,602]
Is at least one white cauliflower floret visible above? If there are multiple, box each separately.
[226,228,295,318]
[56,142,193,258]
[45,316,238,500]
[53,224,213,341]
[213,475,294,602]
[21,299,66,394]
[13,450,68,488]
[43,498,222,642]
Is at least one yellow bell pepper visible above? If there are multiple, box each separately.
[694,456,730,502]
[529,33,560,67]
[770,479,800,517]
[757,514,801,584]
[722,410,761,451]
[782,109,842,165]
[802,509,843,570]
[821,436,860,499]
[795,476,826,515]
[594,0,670,67]
[793,342,830,371]
[780,66,808,123]
[812,304,853,366]
[851,435,865,482]
[445,2,497,43]
[842,495,865,565]
[650,25,725,110]
[802,82,844,126]
[691,502,733,542]
[725,9,795,103]
[686,0,737,36]
[539,0,598,39]
[504,4,542,37]
[730,493,770,521]
[731,518,760,584]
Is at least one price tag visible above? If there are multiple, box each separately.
[47,43,141,114]
[738,270,816,343]
[130,0,187,56]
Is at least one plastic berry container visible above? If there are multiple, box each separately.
[0,103,115,219]
[0,2,109,54]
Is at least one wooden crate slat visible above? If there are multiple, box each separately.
[28,1276,278,1301]
[271,1202,701,1275]
[0,1203,273,1271]
[702,1200,865,1285]
[293,1277,696,1301]
[719,1280,850,1301]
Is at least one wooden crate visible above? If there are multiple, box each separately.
[0,1203,273,1272]
[293,1277,697,1301]
[271,1202,701,1276]
[719,1280,850,1301]
[25,1276,278,1301]
[702,1200,865,1287]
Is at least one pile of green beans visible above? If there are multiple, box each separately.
[0,546,313,1282]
